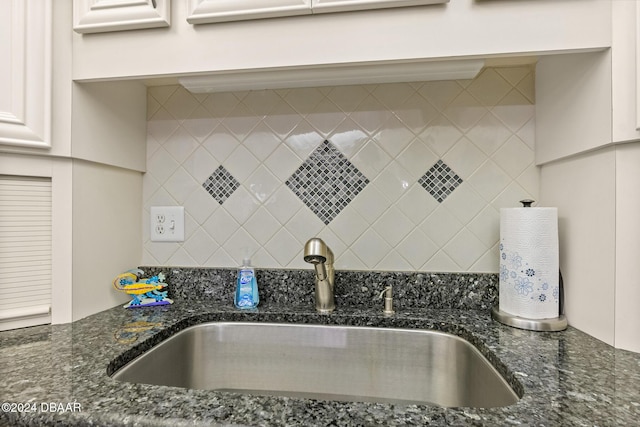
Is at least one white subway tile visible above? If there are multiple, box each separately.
[224,228,260,263]
[243,122,282,161]
[164,87,199,121]
[202,127,241,163]
[443,228,487,270]
[244,207,281,245]
[352,229,392,268]
[144,68,538,273]
[419,205,463,247]
[373,206,413,247]
[264,228,301,266]
[396,184,439,225]
[376,250,413,272]
[442,136,486,179]
[350,139,392,179]
[396,229,439,270]
[467,68,512,107]
[264,186,304,225]
[223,186,260,225]
[493,135,534,179]
[246,166,279,203]
[184,228,217,265]
[203,208,239,245]
[184,189,218,226]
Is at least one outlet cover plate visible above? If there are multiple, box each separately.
[150,206,185,242]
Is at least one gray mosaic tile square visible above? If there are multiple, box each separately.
[286,140,369,225]
[202,165,240,205]
[419,160,463,203]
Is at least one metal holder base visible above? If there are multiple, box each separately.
[491,305,568,332]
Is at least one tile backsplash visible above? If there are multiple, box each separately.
[143,66,537,272]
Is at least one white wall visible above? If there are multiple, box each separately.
[540,143,640,353]
[539,148,616,346]
[535,51,612,165]
[537,46,640,352]
[72,81,148,172]
[72,160,142,321]
[615,142,640,353]
[68,79,148,321]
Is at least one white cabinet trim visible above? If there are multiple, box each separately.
[187,0,446,24]
[187,0,312,24]
[636,4,640,130]
[73,0,171,33]
[312,0,447,14]
[179,58,484,93]
[0,0,51,149]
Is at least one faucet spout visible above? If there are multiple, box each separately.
[313,262,328,281]
[304,238,335,313]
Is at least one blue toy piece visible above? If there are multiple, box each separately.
[113,269,173,308]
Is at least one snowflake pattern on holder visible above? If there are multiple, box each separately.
[499,239,559,306]
[514,277,534,295]
[500,264,509,281]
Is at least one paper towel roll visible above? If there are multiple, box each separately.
[499,207,559,319]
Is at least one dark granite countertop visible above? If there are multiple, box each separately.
[1,268,639,426]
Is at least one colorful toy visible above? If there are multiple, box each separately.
[113,269,173,308]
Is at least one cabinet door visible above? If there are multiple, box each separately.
[312,0,447,14]
[0,0,51,149]
[73,0,171,33]
[187,0,312,24]
[611,0,640,142]
[637,5,640,131]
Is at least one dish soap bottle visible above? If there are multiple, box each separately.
[234,258,259,309]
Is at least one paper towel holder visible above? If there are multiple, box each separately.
[491,306,568,331]
[492,200,568,332]
[492,270,568,332]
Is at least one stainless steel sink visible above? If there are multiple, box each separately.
[112,322,519,408]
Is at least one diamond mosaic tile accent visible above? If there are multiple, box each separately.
[286,140,369,225]
[202,165,240,205]
[419,160,463,203]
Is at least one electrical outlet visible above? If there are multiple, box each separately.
[150,206,185,242]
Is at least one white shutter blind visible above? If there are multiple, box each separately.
[0,176,52,331]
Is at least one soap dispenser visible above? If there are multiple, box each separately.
[234,257,259,309]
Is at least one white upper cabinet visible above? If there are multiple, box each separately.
[188,0,312,24]
[72,0,612,82]
[637,6,640,132]
[312,0,446,14]
[611,0,640,143]
[73,0,170,33]
[0,0,51,149]
[186,0,444,24]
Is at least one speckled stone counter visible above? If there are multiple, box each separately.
[1,268,639,426]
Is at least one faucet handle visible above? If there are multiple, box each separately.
[378,286,391,299]
[378,286,394,316]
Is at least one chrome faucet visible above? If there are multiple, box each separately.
[304,238,335,313]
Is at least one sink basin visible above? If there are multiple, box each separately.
[112,322,519,408]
